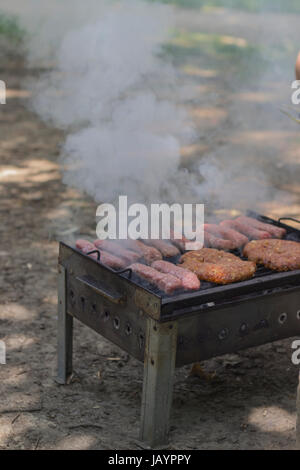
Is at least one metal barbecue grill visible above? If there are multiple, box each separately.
[57,212,300,447]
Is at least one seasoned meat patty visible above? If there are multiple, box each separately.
[179,248,256,284]
[180,248,241,265]
[243,239,300,271]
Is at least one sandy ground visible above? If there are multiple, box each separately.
[1,8,300,450]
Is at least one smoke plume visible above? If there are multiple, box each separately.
[2,0,200,204]
[2,0,299,213]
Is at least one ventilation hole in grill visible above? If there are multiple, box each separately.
[239,323,249,336]
[113,317,120,330]
[80,296,85,307]
[218,328,229,341]
[104,310,110,321]
[125,323,132,336]
[139,332,145,349]
[278,312,287,324]
[297,311,300,320]
[253,319,269,330]
[70,290,74,299]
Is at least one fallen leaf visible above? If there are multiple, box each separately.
[189,363,216,381]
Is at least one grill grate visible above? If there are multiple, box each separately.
[120,212,300,299]
[65,212,300,312]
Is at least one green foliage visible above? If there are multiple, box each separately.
[164,31,261,66]
[0,12,24,42]
[148,0,300,13]
[161,30,298,81]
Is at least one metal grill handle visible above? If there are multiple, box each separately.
[86,249,101,261]
[86,250,133,278]
[117,267,132,278]
[76,274,126,304]
[278,217,300,225]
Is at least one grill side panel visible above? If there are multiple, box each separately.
[66,274,147,362]
[58,242,159,361]
[175,287,300,367]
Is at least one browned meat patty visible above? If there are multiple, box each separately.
[180,248,241,265]
[243,239,300,271]
[179,248,256,284]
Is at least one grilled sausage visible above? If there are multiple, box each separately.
[217,225,249,247]
[205,223,246,248]
[204,230,236,250]
[76,239,126,269]
[121,239,162,264]
[130,263,182,294]
[220,219,271,240]
[141,239,180,257]
[152,260,200,291]
[237,216,286,239]
[169,230,192,252]
[204,224,222,237]
[94,240,141,264]
[205,223,248,248]
[76,239,96,253]
[214,222,249,247]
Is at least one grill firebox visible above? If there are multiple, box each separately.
[57,213,300,447]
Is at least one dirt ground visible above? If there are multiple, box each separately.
[1,8,300,450]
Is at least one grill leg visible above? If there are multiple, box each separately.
[297,370,300,448]
[140,318,178,448]
[57,264,73,384]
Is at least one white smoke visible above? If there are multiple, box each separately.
[0,0,112,65]
[2,0,296,213]
[1,0,200,204]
